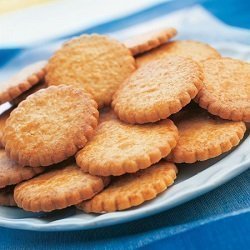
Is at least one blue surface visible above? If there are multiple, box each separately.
[143,210,250,250]
[0,0,250,249]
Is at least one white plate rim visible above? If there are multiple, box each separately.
[0,136,249,232]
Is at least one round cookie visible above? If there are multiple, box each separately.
[76,110,178,176]
[0,149,45,188]
[0,61,47,104]
[3,85,99,167]
[14,163,110,212]
[11,81,47,106]
[136,40,220,67]
[0,186,16,207]
[124,27,177,56]
[0,107,14,148]
[195,58,250,122]
[46,34,136,108]
[167,107,246,163]
[77,161,177,213]
[112,56,203,124]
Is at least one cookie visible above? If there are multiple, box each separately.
[76,110,178,176]
[77,161,177,213]
[11,81,47,106]
[46,34,136,108]
[0,61,47,104]
[14,162,110,212]
[136,40,220,67]
[0,149,45,188]
[124,27,177,56]
[3,85,99,167]
[195,58,250,122]
[0,186,16,207]
[167,107,246,163]
[112,56,203,124]
[0,107,14,148]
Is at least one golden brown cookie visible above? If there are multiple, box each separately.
[124,27,177,56]
[3,85,99,167]
[0,149,45,188]
[112,56,203,124]
[0,107,14,148]
[195,58,250,122]
[46,34,136,108]
[77,161,177,213]
[136,40,220,67]
[14,162,110,212]
[167,107,246,163]
[0,61,47,104]
[76,110,178,176]
[11,81,47,106]
[0,186,16,207]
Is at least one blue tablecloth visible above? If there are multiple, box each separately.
[0,0,249,249]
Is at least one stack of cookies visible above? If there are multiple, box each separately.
[0,27,248,213]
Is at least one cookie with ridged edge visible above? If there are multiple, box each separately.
[195,58,250,122]
[0,107,14,148]
[46,34,136,108]
[3,85,99,167]
[0,149,45,188]
[14,162,110,212]
[76,110,178,176]
[11,81,47,106]
[124,27,177,56]
[77,161,177,213]
[136,40,220,67]
[0,186,16,207]
[167,107,246,163]
[0,61,47,104]
[112,56,203,124]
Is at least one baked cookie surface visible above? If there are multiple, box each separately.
[14,162,110,212]
[196,58,250,122]
[0,61,47,104]
[46,35,135,108]
[0,149,45,188]
[76,110,178,176]
[112,56,203,124]
[167,107,246,163]
[124,27,177,56]
[0,107,14,148]
[77,161,177,213]
[3,85,99,167]
[136,40,220,67]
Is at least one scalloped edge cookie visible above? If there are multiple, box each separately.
[112,56,204,124]
[167,107,246,163]
[0,149,45,188]
[136,40,221,67]
[195,57,250,122]
[76,111,178,176]
[0,107,14,149]
[10,81,47,106]
[3,85,99,167]
[0,61,47,104]
[14,162,110,212]
[124,27,177,56]
[46,34,136,108]
[77,161,177,213]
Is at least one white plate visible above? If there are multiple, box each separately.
[0,44,249,231]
